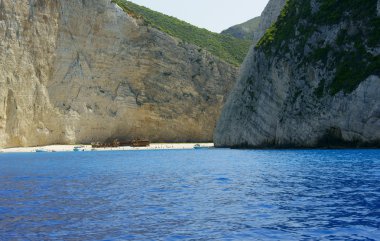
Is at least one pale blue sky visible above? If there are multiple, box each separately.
[129,0,269,33]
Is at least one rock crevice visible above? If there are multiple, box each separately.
[0,0,237,147]
[214,0,380,148]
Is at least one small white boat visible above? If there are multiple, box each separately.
[73,146,84,152]
[194,144,208,150]
[35,149,48,153]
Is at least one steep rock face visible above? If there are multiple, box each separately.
[0,0,237,147]
[252,0,287,45]
[215,0,380,148]
[0,0,62,147]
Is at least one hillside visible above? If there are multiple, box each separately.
[112,0,252,66]
[256,0,380,94]
[215,0,380,148]
[221,16,261,40]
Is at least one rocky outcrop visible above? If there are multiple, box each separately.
[215,0,380,148]
[0,0,237,147]
[252,0,287,45]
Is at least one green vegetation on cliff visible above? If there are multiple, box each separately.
[221,16,261,40]
[256,0,380,95]
[112,0,251,66]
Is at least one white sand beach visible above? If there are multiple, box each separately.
[0,143,214,153]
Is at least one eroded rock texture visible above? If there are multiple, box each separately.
[215,0,380,148]
[0,0,237,147]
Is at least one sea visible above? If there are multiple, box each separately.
[0,149,379,240]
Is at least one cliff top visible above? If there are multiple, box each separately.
[256,0,380,95]
[112,0,252,66]
[221,16,261,40]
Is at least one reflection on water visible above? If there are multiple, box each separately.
[0,149,379,240]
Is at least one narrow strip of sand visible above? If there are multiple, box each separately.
[0,143,214,153]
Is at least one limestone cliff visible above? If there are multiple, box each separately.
[0,0,238,147]
[251,0,287,45]
[215,0,380,148]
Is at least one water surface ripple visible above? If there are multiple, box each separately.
[0,149,379,240]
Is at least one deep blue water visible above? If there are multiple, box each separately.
[0,149,379,240]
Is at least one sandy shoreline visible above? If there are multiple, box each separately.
[0,143,214,154]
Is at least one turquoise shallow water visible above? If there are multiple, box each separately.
[0,149,379,240]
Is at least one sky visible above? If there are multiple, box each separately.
[129,0,270,33]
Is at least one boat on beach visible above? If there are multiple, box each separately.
[91,139,150,148]
[130,139,150,147]
[35,149,48,153]
[73,146,85,152]
[91,140,121,148]
[193,144,209,149]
